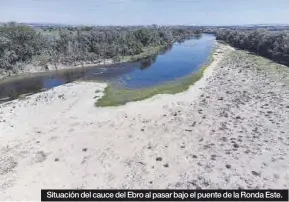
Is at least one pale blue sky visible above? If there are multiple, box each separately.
[0,0,288,26]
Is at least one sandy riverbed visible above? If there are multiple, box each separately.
[0,44,288,201]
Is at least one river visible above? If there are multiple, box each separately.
[0,34,215,102]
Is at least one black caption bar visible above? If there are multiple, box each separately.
[41,189,289,201]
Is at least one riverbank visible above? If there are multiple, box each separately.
[1,44,288,200]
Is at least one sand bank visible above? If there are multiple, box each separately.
[0,44,288,201]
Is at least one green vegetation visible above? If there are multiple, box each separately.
[0,22,201,75]
[216,29,289,66]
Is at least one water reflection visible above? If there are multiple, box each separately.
[0,77,44,101]
[176,34,202,44]
[139,55,158,70]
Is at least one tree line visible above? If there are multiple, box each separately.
[216,29,289,66]
[0,22,201,74]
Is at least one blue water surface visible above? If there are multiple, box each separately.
[115,34,215,88]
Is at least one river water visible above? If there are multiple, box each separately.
[0,34,215,102]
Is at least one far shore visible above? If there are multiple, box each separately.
[0,44,169,81]
[0,59,115,83]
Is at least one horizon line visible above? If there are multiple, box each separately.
[1,21,289,27]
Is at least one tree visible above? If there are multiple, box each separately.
[0,22,202,74]
[216,29,289,66]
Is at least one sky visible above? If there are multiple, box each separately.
[0,0,288,26]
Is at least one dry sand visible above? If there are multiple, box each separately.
[0,44,288,201]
